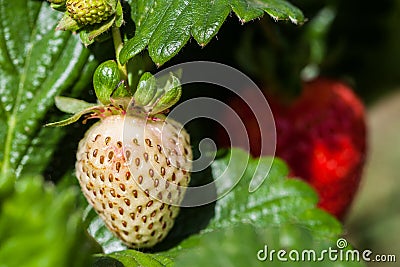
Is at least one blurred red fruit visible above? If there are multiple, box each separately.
[217,78,367,220]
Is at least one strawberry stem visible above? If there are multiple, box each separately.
[111,25,128,83]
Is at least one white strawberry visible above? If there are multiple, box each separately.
[47,64,191,248]
[76,114,192,248]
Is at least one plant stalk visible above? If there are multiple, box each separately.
[111,26,128,82]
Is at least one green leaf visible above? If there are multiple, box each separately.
[16,121,64,176]
[173,223,366,267]
[174,223,266,267]
[208,149,342,240]
[94,250,174,267]
[0,0,91,183]
[121,0,305,65]
[84,207,129,254]
[0,176,98,267]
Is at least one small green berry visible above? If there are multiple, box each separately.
[66,0,116,25]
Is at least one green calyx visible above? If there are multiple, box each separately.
[46,65,182,127]
[93,60,131,105]
[47,0,67,11]
[133,72,182,115]
[45,96,124,127]
[54,0,123,46]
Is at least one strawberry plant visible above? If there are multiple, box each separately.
[2,0,394,266]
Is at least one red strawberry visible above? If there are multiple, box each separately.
[218,78,367,220]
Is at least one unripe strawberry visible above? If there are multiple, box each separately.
[76,114,192,248]
[47,67,186,247]
[66,0,116,25]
